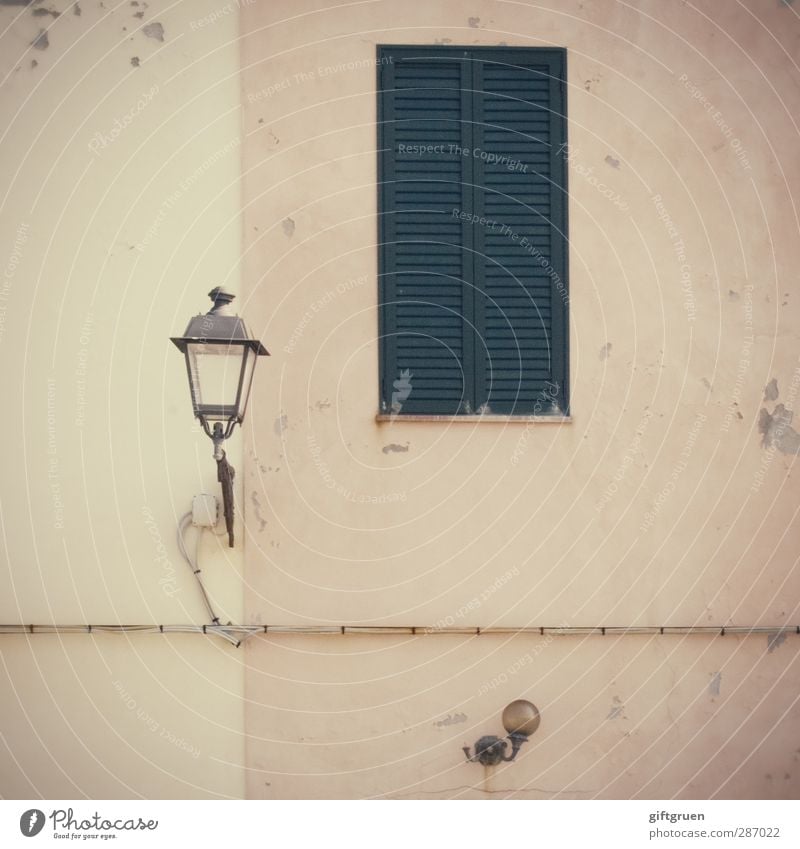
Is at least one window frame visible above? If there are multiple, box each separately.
[377,44,570,420]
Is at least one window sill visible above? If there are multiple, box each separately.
[375,414,572,424]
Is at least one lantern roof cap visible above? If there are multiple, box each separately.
[170,288,269,355]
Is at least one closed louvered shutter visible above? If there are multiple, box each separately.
[378,46,568,416]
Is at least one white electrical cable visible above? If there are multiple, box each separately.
[177,511,222,628]
[1,624,797,644]
[174,513,263,647]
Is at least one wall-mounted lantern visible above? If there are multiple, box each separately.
[463,700,540,766]
[171,287,268,547]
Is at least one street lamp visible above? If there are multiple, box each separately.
[462,699,541,766]
[171,287,268,546]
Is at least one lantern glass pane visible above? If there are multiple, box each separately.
[236,346,258,420]
[186,342,248,421]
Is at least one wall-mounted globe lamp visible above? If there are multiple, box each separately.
[171,287,268,547]
[463,700,541,766]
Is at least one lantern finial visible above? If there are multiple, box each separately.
[208,286,235,315]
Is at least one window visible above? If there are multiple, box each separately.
[377,45,569,417]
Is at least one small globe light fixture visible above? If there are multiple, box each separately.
[463,699,540,766]
[171,287,268,546]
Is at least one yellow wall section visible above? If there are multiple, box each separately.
[0,0,247,798]
[239,0,800,798]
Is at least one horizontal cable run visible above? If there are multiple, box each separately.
[0,624,798,640]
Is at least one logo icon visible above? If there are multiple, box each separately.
[19,809,45,837]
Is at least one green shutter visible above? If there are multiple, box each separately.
[378,46,568,416]
[472,50,568,414]
[378,50,475,414]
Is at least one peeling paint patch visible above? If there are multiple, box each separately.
[764,378,779,401]
[281,217,295,237]
[133,10,144,18]
[130,56,140,67]
[314,399,331,411]
[31,29,49,50]
[273,414,288,435]
[758,405,800,454]
[468,16,480,27]
[598,342,612,360]
[604,154,620,169]
[250,491,267,532]
[30,59,37,68]
[767,631,787,653]
[74,3,81,15]
[142,21,164,41]
[32,7,59,17]
[606,696,624,720]
[434,712,467,727]
[382,442,409,454]
[708,671,722,696]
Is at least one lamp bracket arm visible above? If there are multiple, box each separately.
[216,451,235,548]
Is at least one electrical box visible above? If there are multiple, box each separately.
[192,494,218,528]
